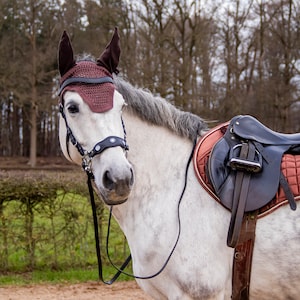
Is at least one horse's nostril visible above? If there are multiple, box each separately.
[102,168,134,193]
[130,168,134,186]
[103,170,114,190]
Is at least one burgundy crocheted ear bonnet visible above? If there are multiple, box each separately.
[59,61,115,113]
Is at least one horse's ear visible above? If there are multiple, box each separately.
[97,27,120,74]
[58,31,76,76]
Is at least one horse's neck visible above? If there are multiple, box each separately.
[125,110,193,162]
[111,110,231,281]
[125,110,193,187]
[112,109,195,230]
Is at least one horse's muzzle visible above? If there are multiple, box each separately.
[99,167,134,205]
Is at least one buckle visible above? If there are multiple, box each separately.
[229,144,262,173]
[82,153,93,174]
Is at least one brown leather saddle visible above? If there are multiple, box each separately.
[208,115,299,248]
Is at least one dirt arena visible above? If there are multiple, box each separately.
[0,281,153,300]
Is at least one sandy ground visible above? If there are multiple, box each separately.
[0,281,153,300]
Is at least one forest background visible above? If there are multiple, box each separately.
[0,0,299,166]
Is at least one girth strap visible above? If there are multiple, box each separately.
[232,211,258,300]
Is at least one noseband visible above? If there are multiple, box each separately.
[59,76,129,175]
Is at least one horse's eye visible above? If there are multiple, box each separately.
[67,104,79,114]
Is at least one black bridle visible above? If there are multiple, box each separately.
[59,103,128,174]
[59,75,132,284]
[59,96,131,285]
[58,75,128,174]
[59,76,196,285]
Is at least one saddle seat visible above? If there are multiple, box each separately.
[194,121,300,215]
[233,115,300,145]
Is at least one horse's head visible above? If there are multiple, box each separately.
[57,28,134,205]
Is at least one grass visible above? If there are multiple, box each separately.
[0,173,133,286]
[0,265,133,286]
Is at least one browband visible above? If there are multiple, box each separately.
[58,76,114,96]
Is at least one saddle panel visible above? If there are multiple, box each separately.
[259,154,300,217]
[208,137,230,195]
[232,115,300,145]
[193,123,227,200]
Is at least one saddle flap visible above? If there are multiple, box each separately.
[208,137,230,195]
[208,135,285,212]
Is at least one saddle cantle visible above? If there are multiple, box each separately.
[231,115,300,146]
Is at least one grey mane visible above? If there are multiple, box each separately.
[113,75,207,141]
[73,55,207,140]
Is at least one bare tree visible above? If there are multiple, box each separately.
[250,0,300,131]
[266,0,299,131]
[1,0,300,159]
[217,0,255,120]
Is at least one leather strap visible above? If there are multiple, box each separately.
[58,76,113,95]
[227,142,256,247]
[279,172,297,210]
[232,211,258,300]
[89,136,128,158]
[87,173,132,284]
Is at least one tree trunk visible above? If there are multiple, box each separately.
[28,8,37,167]
[25,199,35,270]
[29,97,37,167]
